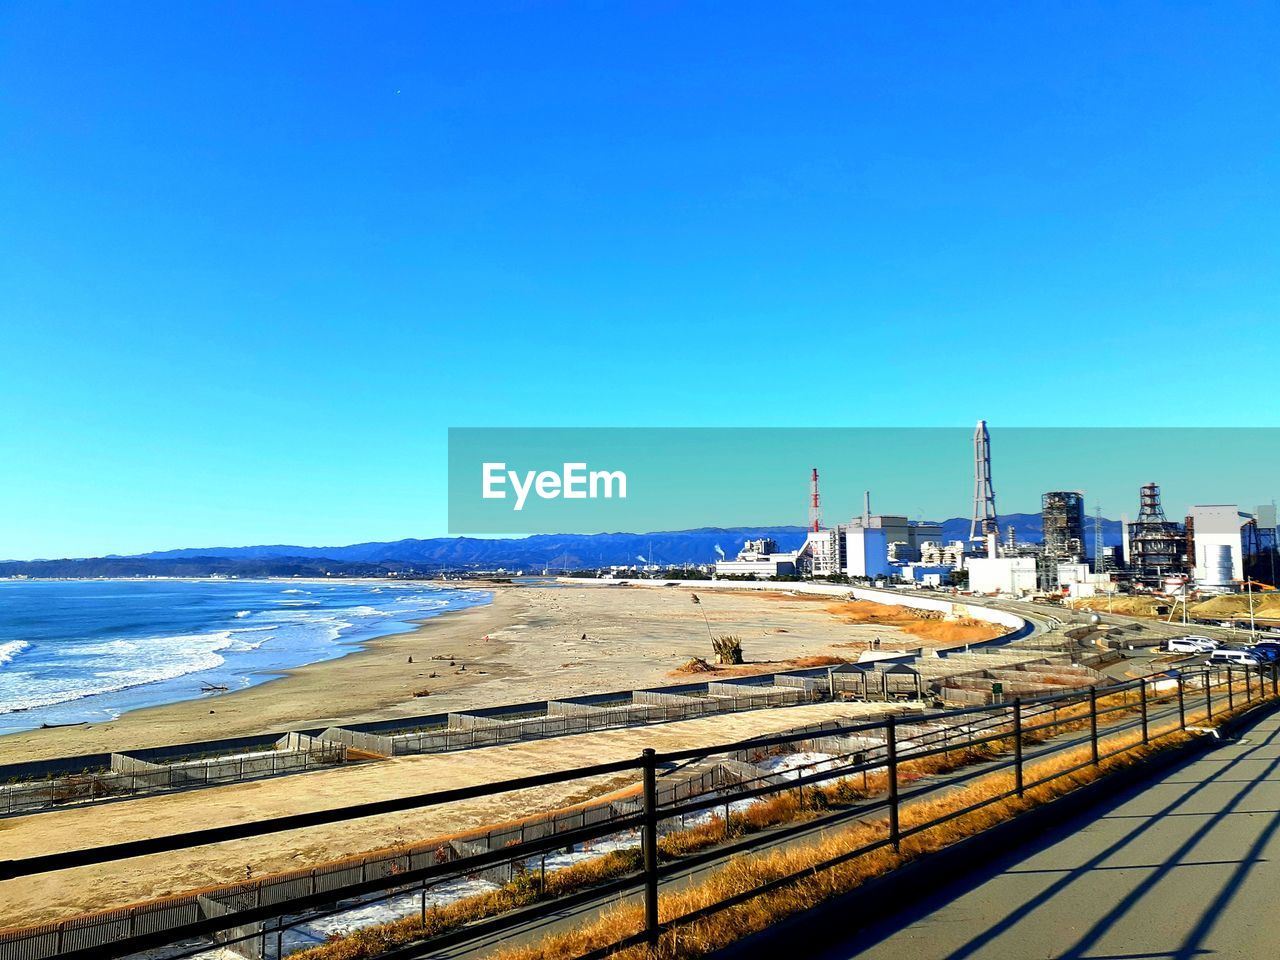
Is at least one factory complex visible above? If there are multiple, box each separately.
[713,422,1279,610]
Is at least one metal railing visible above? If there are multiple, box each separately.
[0,663,1273,960]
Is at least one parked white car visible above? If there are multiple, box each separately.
[1166,637,1215,654]
[1182,635,1220,649]
[1208,649,1262,667]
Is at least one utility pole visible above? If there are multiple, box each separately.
[1248,577,1257,641]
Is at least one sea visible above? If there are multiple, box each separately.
[0,579,490,735]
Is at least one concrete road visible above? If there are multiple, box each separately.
[817,706,1280,960]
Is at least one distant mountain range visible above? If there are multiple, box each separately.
[1,514,1125,578]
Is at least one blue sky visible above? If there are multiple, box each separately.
[1,2,1276,559]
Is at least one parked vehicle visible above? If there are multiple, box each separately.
[1247,642,1280,662]
[1166,637,1216,654]
[1208,649,1263,667]
[1182,635,1220,649]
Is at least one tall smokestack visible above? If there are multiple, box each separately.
[863,490,871,526]
[809,468,822,533]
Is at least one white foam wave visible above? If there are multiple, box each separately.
[281,588,309,594]
[0,640,30,666]
[0,587,478,721]
[223,637,265,653]
[0,629,239,715]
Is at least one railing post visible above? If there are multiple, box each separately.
[1139,679,1149,745]
[1206,667,1214,721]
[641,748,660,948]
[1228,665,1235,712]
[886,714,900,853]
[1089,686,1099,765]
[1013,698,1024,797]
[1177,674,1186,730]
[1273,663,1278,699]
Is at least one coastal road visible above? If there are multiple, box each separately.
[815,705,1280,960]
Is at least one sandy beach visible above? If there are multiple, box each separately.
[0,582,987,764]
[0,700,893,925]
[0,582,1009,927]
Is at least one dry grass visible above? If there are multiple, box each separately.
[823,601,1007,644]
[289,849,644,960]
[674,658,714,674]
[1068,592,1280,623]
[488,733,1185,960]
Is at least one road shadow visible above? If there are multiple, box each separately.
[812,706,1280,960]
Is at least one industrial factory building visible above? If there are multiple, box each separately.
[712,430,1276,597]
[1126,482,1187,584]
[966,555,1038,594]
[714,538,797,578]
[1042,491,1086,561]
[1186,504,1277,591]
[798,492,942,580]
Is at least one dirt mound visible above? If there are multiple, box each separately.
[675,657,714,674]
[1191,593,1280,620]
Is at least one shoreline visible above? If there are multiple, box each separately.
[0,583,998,765]
[0,587,519,763]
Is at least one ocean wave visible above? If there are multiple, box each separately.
[0,630,238,715]
[223,637,265,653]
[0,584,483,723]
[0,640,30,666]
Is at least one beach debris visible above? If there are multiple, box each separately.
[413,689,431,698]
[677,657,714,674]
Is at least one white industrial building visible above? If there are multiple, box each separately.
[967,556,1038,595]
[802,528,844,577]
[898,564,951,586]
[1188,505,1251,589]
[715,538,797,579]
[848,513,942,564]
[845,525,893,578]
[797,491,944,580]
